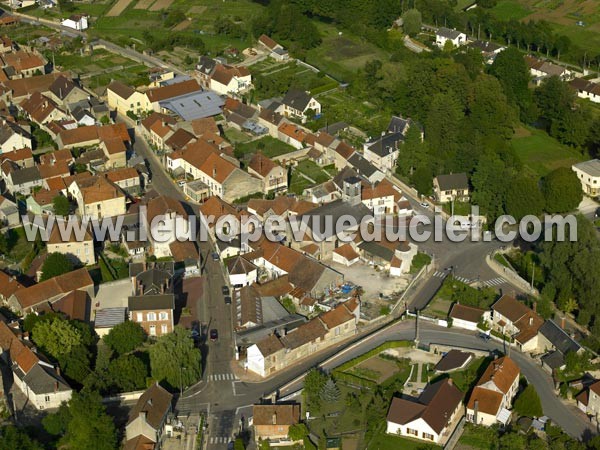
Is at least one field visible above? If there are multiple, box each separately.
[106,0,134,17]
[490,0,600,55]
[134,0,154,9]
[305,21,391,82]
[511,126,585,177]
[350,356,402,384]
[149,0,174,12]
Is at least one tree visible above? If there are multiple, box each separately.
[499,432,527,450]
[402,9,422,37]
[104,321,147,355]
[52,195,70,216]
[233,438,245,450]
[58,344,92,385]
[514,384,543,418]
[32,317,83,359]
[108,355,148,392]
[489,47,534,121]
[40,253,74,281]
[149,326,202,389]
[541,167,582,213]
[467,73,516,140]
[303,369,328,411]
[320,378,340,403]
[505,175,544,220]
[43,390,117,450]
[0,425,44,450]
[288,423,309,441]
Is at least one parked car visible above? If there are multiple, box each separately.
[420,202,429,208]
[222,286,230,296]
[212,252,220,261]
[210,329,218,341]
[224,295,232,305]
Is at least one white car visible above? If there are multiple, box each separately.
[177,180,185,187]
[420,202,429,208]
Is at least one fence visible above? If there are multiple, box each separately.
[486,251,537,295]
[102,389,145,403]
[406,310,448,328]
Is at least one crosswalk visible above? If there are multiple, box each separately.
[482,277,506,287]
[433,271,447,278]
[209,436,231,445]
[455,276,473,284]
[208,373,238,382]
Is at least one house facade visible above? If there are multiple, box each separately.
[433,173,470,203]
[435,27,467,48]
[572,160,600,197]
[252,403,301,443]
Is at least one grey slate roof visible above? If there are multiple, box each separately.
[539,319,582,355]
[159,91,224,121]
[573,160,600,178]
[435,173,469,191]
[358,240,394,262]
[301,199,371,240]
[196,55,217,75]
[541,350,565,370]
[365,131,404,157]
[94,307,127,328]
[281,89,312,112]
[22,363,71,395]
[387,116,413,134]
[437,27,464,40]
[10,166,41,185]
[348,153,381,178]
[128,294,174,311]
[49,75,77,100]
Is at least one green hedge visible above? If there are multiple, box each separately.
[333,371,377,389]
[310,80,339,95]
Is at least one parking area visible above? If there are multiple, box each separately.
[329,261,410,299]
[93,278,131,312]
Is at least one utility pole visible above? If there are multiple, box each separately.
[531,264,535,291]
[414,309,420,348]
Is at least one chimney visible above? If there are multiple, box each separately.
[447,378,453,386]
[213,165,216,179]
[272,412,277,425]
[561,316,566,329]
[529,317,533,326]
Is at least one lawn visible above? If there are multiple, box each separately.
[295,160,331,184]
[511,127,585,177]
[367,432,441,450]
[306,384,366,439]
[422,296,453,320]
[491,0,532,20]
[234,136,296,160]
[438,356,490,393]
[410,252,432,274]
[458,423,500,449]
[2,227,33,264]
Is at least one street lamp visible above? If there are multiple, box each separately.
[179,366,187,396]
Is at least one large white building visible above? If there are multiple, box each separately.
[572,159,600,197]
[435,27,467,48]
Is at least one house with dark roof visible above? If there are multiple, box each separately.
[538,319,583,372]
[467,40,506,64]
[227,256,258,287]
[347,153,385,184]
[1,160,42,195]
[0,193,18,227]
[363,115,416,173]
[576,380,600,417]
[128,261,175,336]
[434,350,474,373]
[435,27,467,48]
[0,119,32,154]
[466,356,520,427]
[433,173,470,203]
[125,382,173,449]
[570,78,600,104]
[386,378,463,445]
[47,75,88,106]
[276,89,321,123]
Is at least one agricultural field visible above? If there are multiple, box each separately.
[511,126,585,177]
[491,0,600,55]
[305,21,391,82]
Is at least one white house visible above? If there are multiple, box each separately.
[227,256,258,288]
[145,195,192,258]
[61,14,88,31]
[386,378,463,445]
[570,78,600,104]
[277,89,321,123]
[466,356,520,427]
[0,121,33,154]
[332,244,360,266]
[449,303,490,331]
[435,27,467,48]
[572,159,600,197]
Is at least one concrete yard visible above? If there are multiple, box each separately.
[93,278,131,312]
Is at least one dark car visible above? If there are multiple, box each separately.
[478,332,491,341]
[210,329,218,341]
[595,207,600,218]
[224,295,232,305]
[212,252,220,261]
[222,286,230,296]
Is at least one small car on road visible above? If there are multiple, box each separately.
[211,252,220,261]
[222,285,230,296]
[210,329,218,341]
[420,202,429,208]
[224,296,232,305]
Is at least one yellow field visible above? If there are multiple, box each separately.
[106,0,134,16]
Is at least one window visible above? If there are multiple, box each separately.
[159,312,168,321]
[161,324,168,334]
[406,428,418,436]
[45,395,50,402]
[422,432,434,441]
[149,325,156,336]
[147,312,156,321]
[136,313,143,322]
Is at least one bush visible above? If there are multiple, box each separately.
[40,253,74,281]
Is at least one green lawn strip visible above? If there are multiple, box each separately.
[368,432,441,450]
[490,0,532,20]
[458,423,499,449]
[410,252,432,274]
[234,136,296,159]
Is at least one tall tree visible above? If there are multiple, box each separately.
[32,317,83,359]
[149,326,202,390]
[505,175,544,220]
[425,91,464,160]
[40,253,74,281]
[0,426,44,450]
[467,73,516,140]
[489,47,534,121]
[402,9,422,37]
[320,378,341,403]
[103,321,147,355]
[52,195,70,216]
[108,354,148,392]
[541,167,582,213]
[43,391,117,450]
